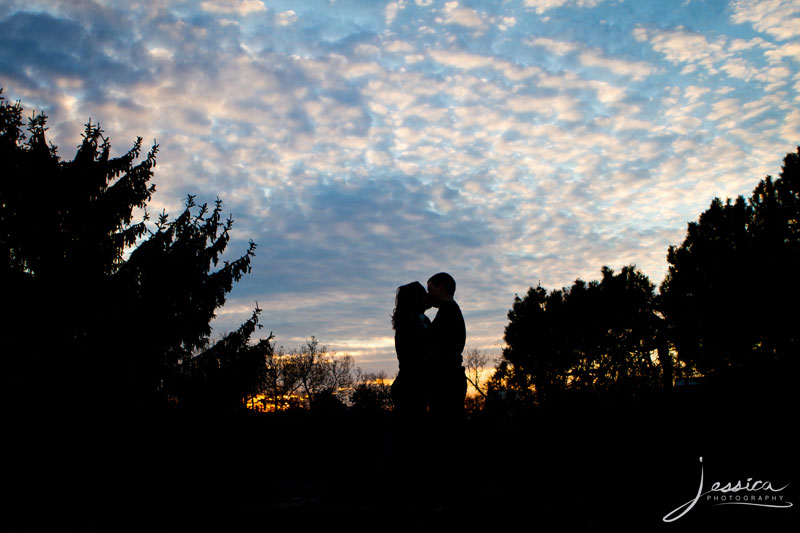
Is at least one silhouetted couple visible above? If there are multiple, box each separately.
[389,272,467,510]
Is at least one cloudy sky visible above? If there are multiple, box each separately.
[2,0,799,373]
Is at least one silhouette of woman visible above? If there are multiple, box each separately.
[387,282,431,507]
[390,281,431,419]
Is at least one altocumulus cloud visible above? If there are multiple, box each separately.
[1,0,798,372]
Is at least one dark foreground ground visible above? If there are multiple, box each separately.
[7,388,797,532]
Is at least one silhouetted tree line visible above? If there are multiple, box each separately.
[495,266,663,406]
[1,91,271,415]
[253,336,392,412]
[490,147,800,410]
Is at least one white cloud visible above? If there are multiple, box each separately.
[404,53,426,63]
[646,26,728,72]
[526,36,580,55]
[728,36,772,53]
[706,97,741,122]
[683,85,710,102]
[779,108,800,142]
[764,41,800,63]
[147,46,173,61]
[642,24,792,90]
[524,0,602,15]
[354,43,381,56]
[442,1,485,29]
[199,0,266,16]
[578,49,656,81]
[730,0,800,40]
[497,16,517,31]
[341,60,382,79]
[528,36,656,82]
[720,57,757,80]
[506,94,583,122]
[275,10,297,26]
[491,59,542,81]
[385,2,399,26]
[428,49,495,69]
[756,64,792,89]
[385,40,415,53]
[587,80,627,104]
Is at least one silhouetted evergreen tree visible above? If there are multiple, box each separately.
[181,309,274,410]
[497,266,663,406]
[660,148,800,379]
[0,91,268,414]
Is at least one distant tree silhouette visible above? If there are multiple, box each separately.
[0,91,268,413]
[286,337,354,410]
[350,370,393,411]
[497,266,664,406]
[660,148,800,378]
[256,338,355,411]
[462,348,492,414]
[463,348,491,400]
[260,345,304,411]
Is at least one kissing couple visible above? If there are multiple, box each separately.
[388,272,468,510]
[390,272,467,423]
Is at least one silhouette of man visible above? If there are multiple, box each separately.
[424,272,467,510]
[426,272,467,420]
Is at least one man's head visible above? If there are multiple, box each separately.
[427,272,456,307]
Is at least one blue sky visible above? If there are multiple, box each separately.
[2,0,799,373]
